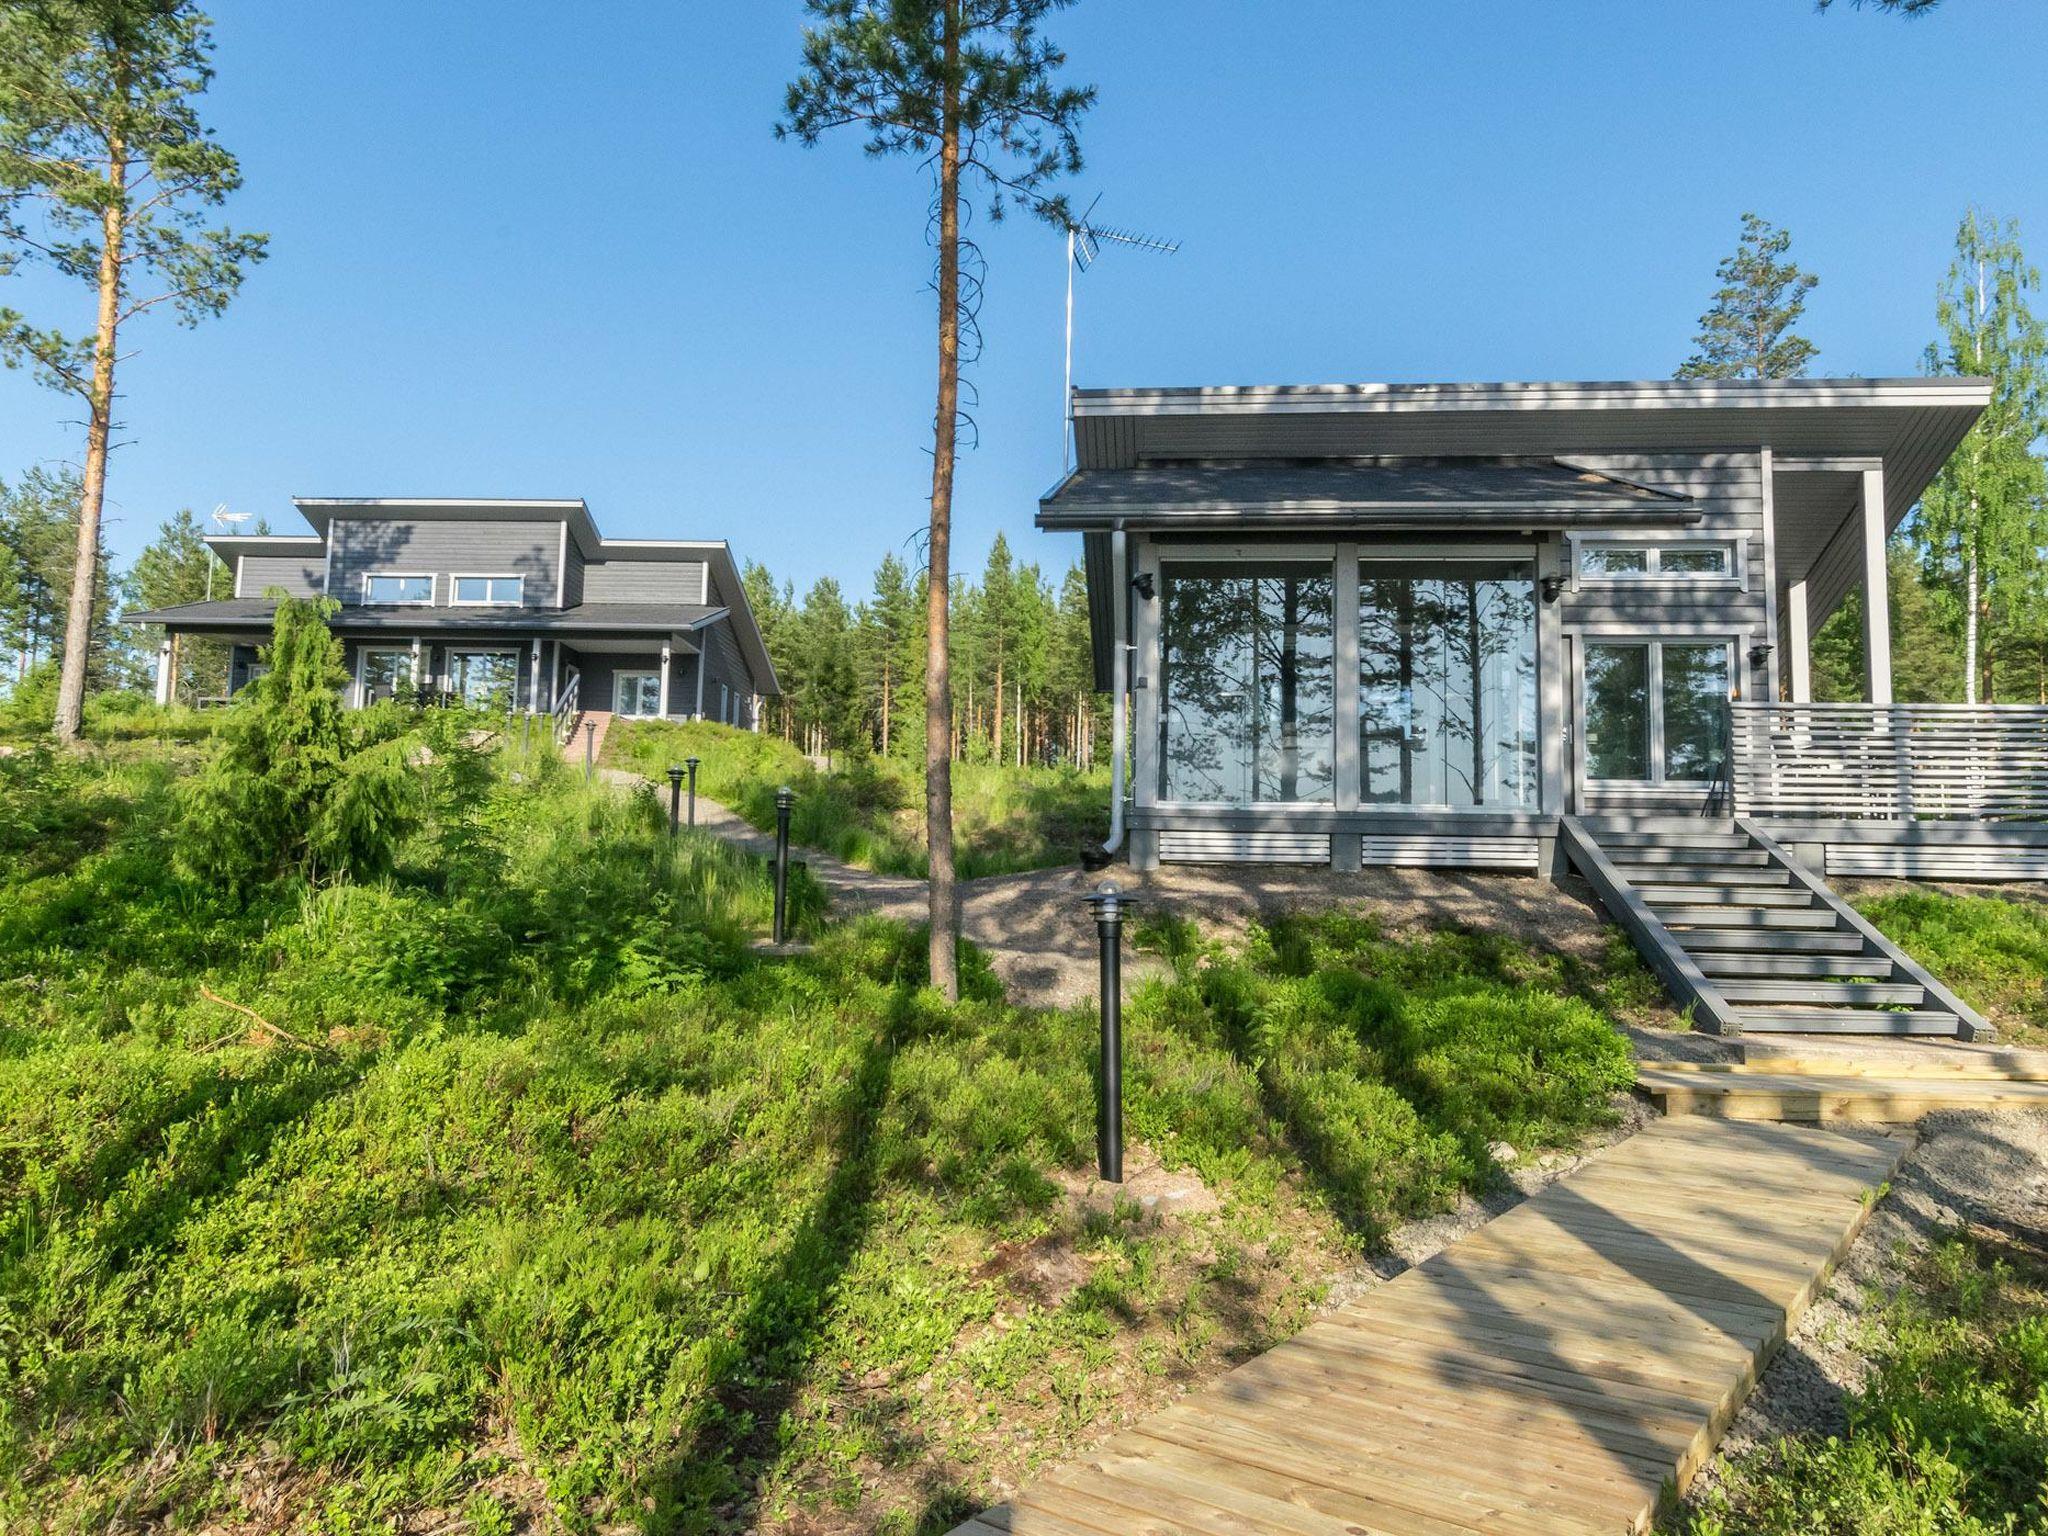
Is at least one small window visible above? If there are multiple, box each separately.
[452,575,523,606]
[1578,542,1736,581]
[364,573,434,605]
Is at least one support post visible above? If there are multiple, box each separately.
[1786,578,1812,704]
[154,638,173,706]
[667,765,684,835]
[1085,881,1128,1183]
[772,786,793,943]
[583,720,595,782]
[529,637,542,715]
[1860,466,1892,706]
[686,755,700,826]
[659,640,672,719]
[694,645,707,720]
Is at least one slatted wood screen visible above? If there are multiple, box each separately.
[1729,703,2048,821]
[1157,830,1330,864]
[1360,834,1541,870]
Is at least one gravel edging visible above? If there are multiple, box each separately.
[1679,1107,2048,1514]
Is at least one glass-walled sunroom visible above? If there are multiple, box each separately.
[1155,554,1540,811]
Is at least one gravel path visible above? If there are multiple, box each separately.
[631,776,1662,1012]
[1681,1107,2048,1512]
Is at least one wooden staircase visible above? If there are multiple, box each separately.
[1640,1050,2048,1122]
[1562,815,1992,1040]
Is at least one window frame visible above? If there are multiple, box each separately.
[612,669,663,719]
[1567,532,1744,590]
[1576,634,1739,787]
[361,571,437,606]
[449,573,525,607]
[355,644,420,706]
[445,646,522,708]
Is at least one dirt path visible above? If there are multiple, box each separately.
[618,774,1663,1013]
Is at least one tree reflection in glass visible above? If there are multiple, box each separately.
[1359,562,1537,808]
[1159,566,1334,803]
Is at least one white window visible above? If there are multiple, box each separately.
[451,575,524,606]
[614,671,662,719]
[363,573,435,605]
[1576,540,1738,582]
[1582,640,1735,784]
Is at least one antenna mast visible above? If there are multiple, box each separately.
[1063,198,1179,471]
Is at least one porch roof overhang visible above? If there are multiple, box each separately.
[1037,456,1703,531]
[123,598,724,648]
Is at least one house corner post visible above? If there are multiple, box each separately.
[1786,579,1812,704]
[659,640,673,719]
[1860,466,1893,706]
[154,638,174,706]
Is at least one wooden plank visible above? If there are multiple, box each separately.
[951,1121,1908,1536]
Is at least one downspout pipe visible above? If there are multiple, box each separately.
[1083,524,1131,870]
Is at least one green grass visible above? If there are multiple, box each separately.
[1851,887,2048,1047]
[606,720,1111,879]
[0,737,1640,1533]
[1673,1226,2048,1535]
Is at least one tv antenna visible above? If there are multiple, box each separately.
[1064,196,1179,470]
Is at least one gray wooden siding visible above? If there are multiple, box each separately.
[328,517,564,607]
[561,544,586,606]
[581,558,708,606]
[699,618,753,720]
[238,552,325,598]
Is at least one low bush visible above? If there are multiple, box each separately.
[1677,1228,2048,1535]
[608,719,1110,878]
[1853,887,2048,1046]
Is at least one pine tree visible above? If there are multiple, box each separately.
[1677,214,1819,380]
[859,551,917,755]
[0,1,268,741]
[1915,210,2047,704]
[126,505,228,701]
[780,0,1092,998]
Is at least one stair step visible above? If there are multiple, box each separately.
[1659,907,1844,930]
[1734,1008,1963,1036]
[1714,980,1927,1006]
[1639,1068,2048,1122]
[1676,928,1868,954]
[1643,886,1813,907]
[1595,831,1753,851]
[1614,864,1791,887]
[1694,952,1898,980]
[1596,845,1770,867]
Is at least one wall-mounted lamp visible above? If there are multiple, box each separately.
[1748,642,1775,667]
[1130,572,1156,600]
[1539,574,1565,603]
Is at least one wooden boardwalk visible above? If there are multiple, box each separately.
[952,1117,1907,1536]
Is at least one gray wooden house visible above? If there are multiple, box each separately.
[127,498,777,732]
[1046,378,2046,1040]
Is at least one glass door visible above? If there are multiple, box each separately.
[614,671,662,719]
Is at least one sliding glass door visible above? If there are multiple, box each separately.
[1159,565,1335,804]
[1358,561,1538,809]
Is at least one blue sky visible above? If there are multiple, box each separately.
[4,1,2044,599]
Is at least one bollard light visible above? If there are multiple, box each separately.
[667,765,685,835]
[1084,880,1131,1184]
[685,756,700,827]
[772,786,794,944]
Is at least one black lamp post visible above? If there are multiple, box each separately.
[1085,880,1130,1183]
[772,786,794,944]
[667,765,685,834]
[685,756,700,827]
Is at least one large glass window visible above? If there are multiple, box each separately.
[449,650,518,708]
[1358,562,1538,808]
[614,671,662,719]
[1584,640,1731,783]
[1159,565,1334,803]
[359,647,417,704]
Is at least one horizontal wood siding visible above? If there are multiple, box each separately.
[580,559,708,605]
[238,552,325,598]
[1359,834,1541,870]
[1158,829,1329,864]
[328,518,564,607]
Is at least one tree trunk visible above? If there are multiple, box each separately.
[992,649,1004,765]
[924,9,962,998]
[54,142,127,743]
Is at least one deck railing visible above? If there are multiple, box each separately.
[1728,701,2048,822]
